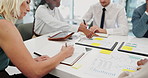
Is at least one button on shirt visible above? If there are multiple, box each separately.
[83,3,129,35]
[34,4,79,35]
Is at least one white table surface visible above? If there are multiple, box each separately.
[6,33,148,78]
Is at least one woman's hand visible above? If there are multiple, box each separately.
[79,24,99,38]
[34,55,50,62]
[59,45,74,59]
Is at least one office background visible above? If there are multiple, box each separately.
[18,0,145,34]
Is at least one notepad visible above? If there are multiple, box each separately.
[75,37,118,51]
[95,33,109,38]
[34,43,85,66]
[118,42,148,57]
[79,32,109,38]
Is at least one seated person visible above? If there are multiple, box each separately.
[82,0,129,35]
[118,58,148,78]
[34,0,96,38]
[132,0,148,38]
[0,0,74,78]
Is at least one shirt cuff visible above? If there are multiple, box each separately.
[145,11,148,15]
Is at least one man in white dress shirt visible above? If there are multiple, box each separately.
[34,0,96,38]
[82,0,129,35]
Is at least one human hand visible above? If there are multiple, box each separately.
[79,24,98,38]
[118,71,130,78]
[90,26,107,34]
[34,55,50,62]
[89,26,99,33]
[137,59,148,66]
[80,23,88,28]
[146,0,148,12]
[60,45,74,59]
[79,23,88,29]
[83,28,99,38]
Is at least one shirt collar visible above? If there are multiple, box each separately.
[100,2,112,11]
[44,3,55,11]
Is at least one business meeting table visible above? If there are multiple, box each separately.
[6,32,148,78]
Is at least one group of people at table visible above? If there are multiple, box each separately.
[0,0,148,78]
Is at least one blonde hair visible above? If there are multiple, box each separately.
[0,0,25,23]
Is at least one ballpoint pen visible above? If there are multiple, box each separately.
[34,52,42,56]
[83,19,86,25]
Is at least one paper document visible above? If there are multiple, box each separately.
[118,42,148,56]
[95,33,109,38]
[81,50,146,78]
[76,37,118,51]
[34,43,85,66]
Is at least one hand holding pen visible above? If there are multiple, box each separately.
[83,19,86,25]
[33,52,50,62]
[59,43,74,58]
[83,19,88,29]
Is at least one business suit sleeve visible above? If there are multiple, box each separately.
[132,9,148,38]
[82,6,93,23]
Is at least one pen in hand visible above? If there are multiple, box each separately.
[83,19,86,25]
[34,52,42,56]
[83,19,90,29]
[137,66,143,70]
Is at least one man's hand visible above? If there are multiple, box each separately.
[90,26,107,34]
[89,26,99,33]
[137,59,148,66]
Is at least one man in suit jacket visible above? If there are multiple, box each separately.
[132,0,148,38]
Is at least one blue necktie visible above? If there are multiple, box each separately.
[100,8,106,29]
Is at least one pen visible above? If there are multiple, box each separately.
[83,19,90,29]
[65,43,67,47]
[34,52,42,56]
[137,67,141,70]
[137,66,143,70]
[83,19,86,25]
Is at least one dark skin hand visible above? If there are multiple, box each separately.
[146,0,148,12]
[79,23,99,38]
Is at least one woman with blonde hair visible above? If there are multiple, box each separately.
[0,0,74,78]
